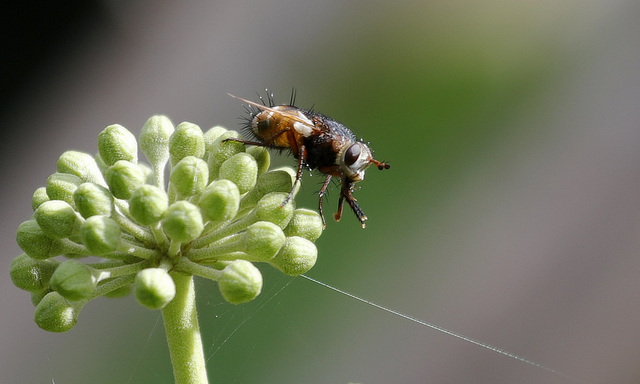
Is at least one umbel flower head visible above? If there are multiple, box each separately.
[10,116,323,332]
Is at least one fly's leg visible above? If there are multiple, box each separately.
[222,127,289,147]
[335,180,367,229]
[317,174,332,229]
[282,144,307,206]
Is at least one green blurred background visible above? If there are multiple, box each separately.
[2,1,640,383]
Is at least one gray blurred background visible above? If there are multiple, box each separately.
[2,1,640,383]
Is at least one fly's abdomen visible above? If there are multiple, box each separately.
[250,106,313,149]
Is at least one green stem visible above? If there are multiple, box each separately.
[168,240,182,258]
[97,260,151,279]
[175,258,223,281]
[152,162,166,190]
[161,272,209,384]
[58,238,91,256]
[117,240,160,260]
[89,274,136,300]
[151,222,169,250]
[112,209,155,244]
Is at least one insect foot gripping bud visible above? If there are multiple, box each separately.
[10,116,324,340]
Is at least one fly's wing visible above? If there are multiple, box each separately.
[227,93,318,134]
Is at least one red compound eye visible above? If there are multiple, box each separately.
[344,143,361,166]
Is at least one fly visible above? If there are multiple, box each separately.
[224,91,390,228]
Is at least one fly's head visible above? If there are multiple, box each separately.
[338,141,390,184]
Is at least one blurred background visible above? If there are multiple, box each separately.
[2,1,640,383]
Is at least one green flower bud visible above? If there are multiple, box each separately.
[140,115,174,182]
[246,146,270,175]
[240,169,295,211]
[98,124,138,166]
[134,268,176,309]
[74,182,114,218]
[34,200,80,239]
[242,221,286,260]
[203,125,228,151]
[198,179,240,222]
[17,220,61,260]
[105,160,146,200]
[31,187,50,211]
[169,122,205,165]
[218,260,262,304]
[57,150,106,186]
[210,192,294,241]
[273,166,297,186]
[207,131,245,180]
[191,222,285,263]
[219,153,258,194]
[254,192,294,228]
[34,292,79,332]
[50,260,97,301]
[94,152,108,173]
[47,172,83,207]
[80,216,121,255]
[169,156,209,198]
[129,185,168,225]
[162,201,204,243]
[138,162,155,184]
[269,236,317,276]
[10,253,59,293]
[284,208,324,241]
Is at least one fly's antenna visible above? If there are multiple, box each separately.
[370,158,390,170]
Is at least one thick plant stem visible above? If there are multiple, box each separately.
[162,272,209,384]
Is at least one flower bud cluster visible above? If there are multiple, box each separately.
[10,117,323,332]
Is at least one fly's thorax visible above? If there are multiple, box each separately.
[337,141,374,182]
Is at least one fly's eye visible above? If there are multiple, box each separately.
[344,143,362,166]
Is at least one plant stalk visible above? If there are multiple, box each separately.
[162,272,209,384]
